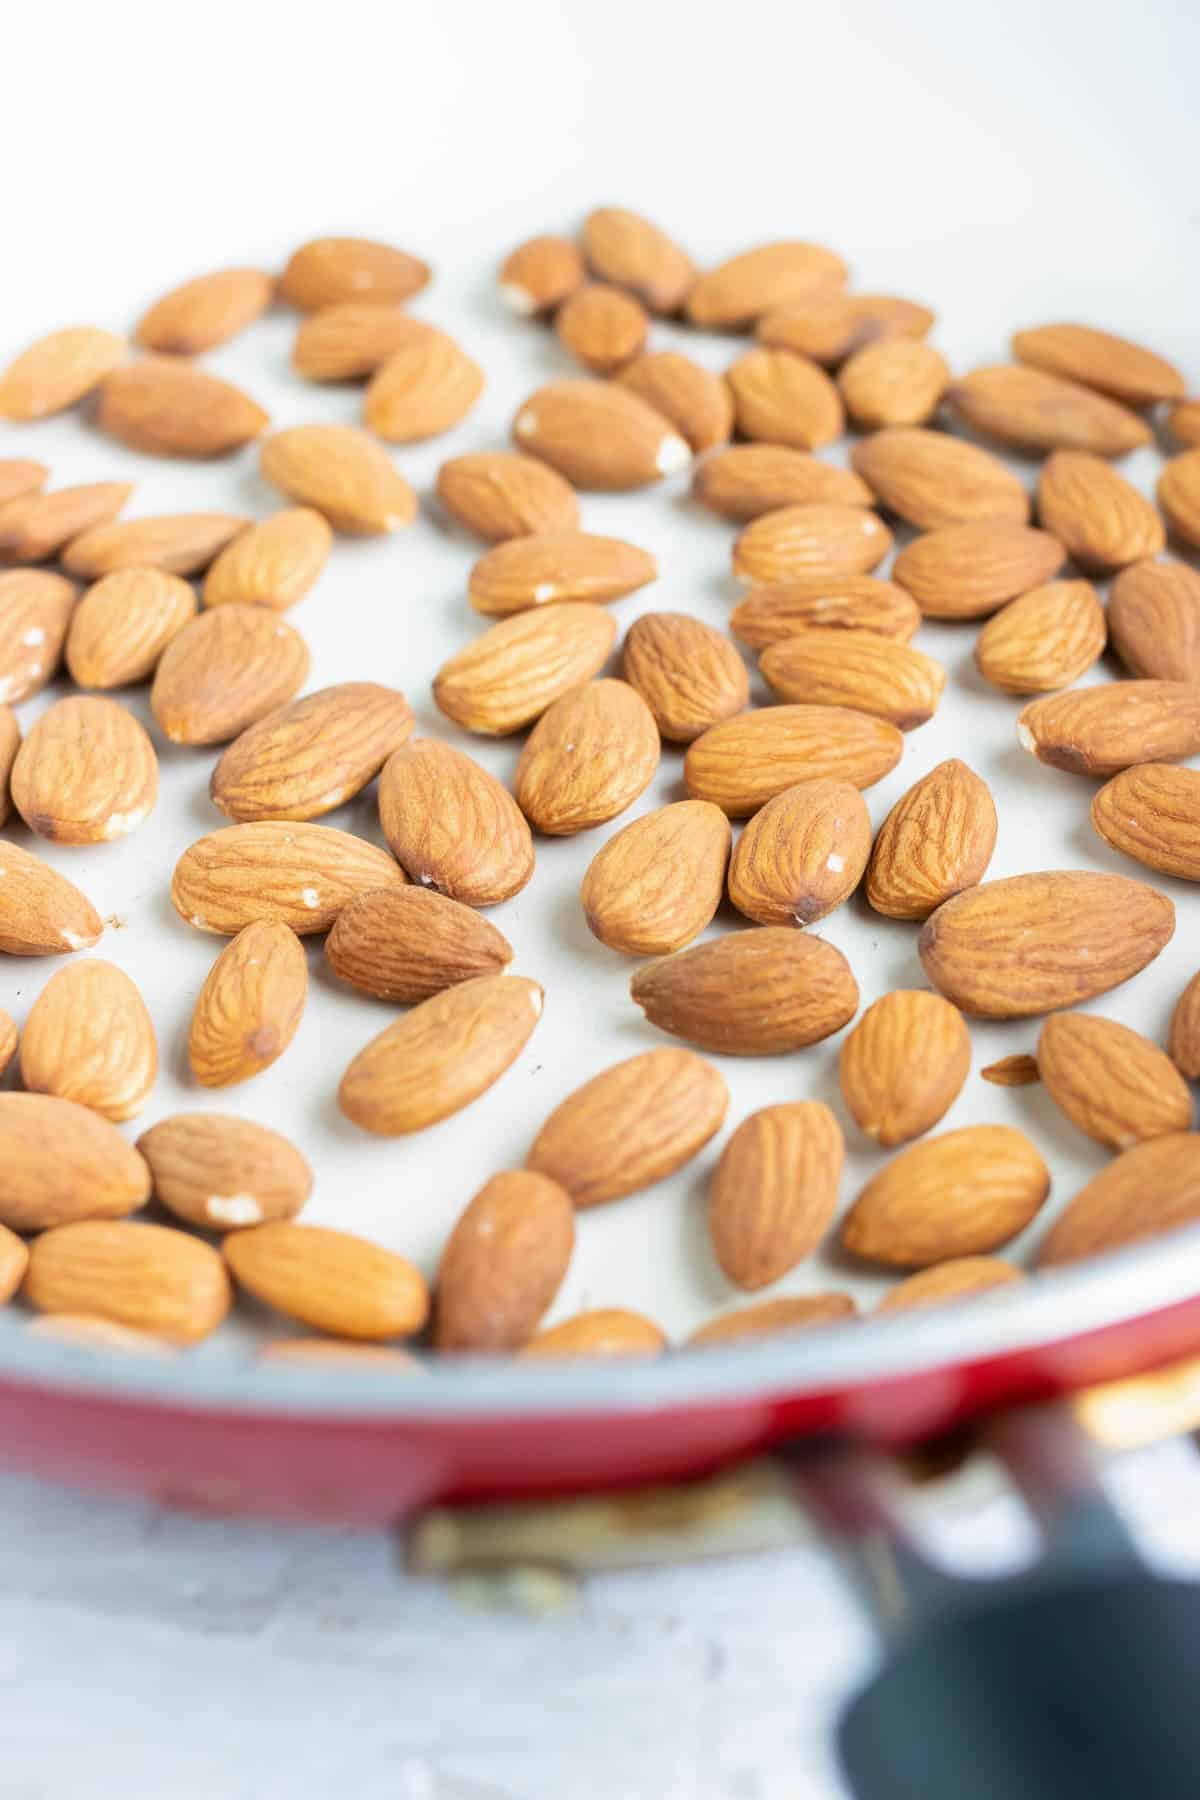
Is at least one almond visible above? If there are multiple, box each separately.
[20,960,157,1120]
[1036,450,1164,571]
[0,1223,27,1302]
[1038,1133,1200,1266]
[725,349,844,449]
[839,989,971,1147]
[693,444,872,521]
[66,568,196,688]
[919,870,1174,1017]
[434,1170,575,1352]
[760,629,946,729]
[172,822,403,936]
[974,580,1106,694]
[1109,560,1200,680]
[1038,1011,1192,1151]
[0,459,48,506]
[1016,681,1200,776]
[210,681,413,822]
[843,1125,1050,1267]
[877,1258,1022,1312]
[631,927,858,1054]
[837,339,950,428]
[981,1054,1041,1087]
[0,704,16,827]
[0,1012,11,1079]
[947,364,1153,457]
[893,521,1066,618]
[378,738,534,905]
[259,425,416,535]
[512,379,690,489]
[581,207,694,313]
[688,1294,856,1346]
[62,513,250,578]
[137,1113,312,1230]
[436,452,580,542]
[685,242,848,328]
[526,1046,728,1207]
[521,1310,667,1358]
[728,779,870,926]
[433,603,617,736]
[615,352,733,452]
[326,885,512,1003]
[850,426,1030,529]
[515,678,659,835]
[0,481,133,563]
[202,508,333,611]
[732,504,892,583]
[278,236,430,311]
[708,1100,843,1290]
[1091,762,1200,880]
[11,696,157,844]
[338,973,542,1135]
[95,358,268,458]
[0,326,125,419]
[581,801,731,956]
[685,704,902,815]
[1170,972,1200,1080]
[621,611,749,742]
[468,530,656,615]
[1012,323,1185,407]
[226,1223,428,1339]
[729,577,920,647]
[364,328,485,443]
[866,759,997,921]
[0,841,102,956]
[25,1220,231,1344]
[150,605,309,746]
[0,1093,150,1229]
[1159,450,1200,548]
[1168,400,1200,449]
[498,234,585,315]
[0,569,76,704]
[555,282,648,373]
[135,266,275,354]
[188,918,307,1088]
[291,305,433,383]
[757,293,935,363]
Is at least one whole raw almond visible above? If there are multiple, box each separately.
[436,451,580,541]
[0,459,48,506]
[137,1113,312,1229]
[581,800,731,956]
[850,427,1030,529]
[839,989,971,1147]
[338,973,542,1135]
[760,629,946,729]
[526,1046,728,1207]
[757,293,935,363]
[11,696,157,844]
[1038,1012,1192,1151]
[25,1220,231,1343]
[66,568,197,688]
[378,738,534,905]
[1108,560,1200,681]
[0,569,77,704]
[1039,1133,1200,1266]
[434,1170,575,1352]
[433,603,617,735]
[188,918,307,1088]
[1016,682,1200,776]
[0,481,133,563]
[622,611,749,742]
[498,235,585,315]
[581,207,694,313]
[521,1310,667,1358]
[893,521,1066,618]
[0,327,125,419]
[631,927,858,1054]
[468,530,656,615]
[728,779,870,925]
[291,304,434,382]
[838,339,950,428]
[1036,450,1164,571]
[732,503,892,583]
[326,885,512,1003]
[843,1125,1050,1267]
[555,282,648,373]
[0,1093,150,1230]
[1168,400,1200,449]
[0,841,102,956]
[95,358,268,458]
[1012,323,1184,407]
[616,352,733,452]
[1169,972,1200,1079]
[877,1258,1023,1312]
[947,364,1153,456]
[209,681,413,821]
[725,349,844,449]
[21,960,157,1120]
[364,328,484,442]
[512,379,690,489]
[150,605,309,745]
[974,580,1106,694]
[1091,762,1200,881]
[685,242,848,329]
[688,1293,856,1346]
[225,1222,428,1339]
[1159,450,1200,548]
[279,236,430,311]
[867,760,997,920]
[685,704,902,815]
[62,513,250,578]
[259,425,416,534]
[730,577,920,647]
[981,1054,1041,1087]
[136,266,274,354]
[202,508,333,611]
[919,870,1174,1017]
[172,822,403,936]
[709,1100,844,1290]
[0,703,16,826]
[693,444,873,521]
[515,678,659,834]
[0,1223,27,1302]
[0,1008,16,1077]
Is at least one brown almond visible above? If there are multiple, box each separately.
[709,1101,843,1291]
[338,973,542,1136]
[136,267,274,354]
[555,282,648,373]
[1159,450,1200,548]
[729,577,920,647]
[839,990,971,1147]
[0,1223,27,1302]
[521,1310,667,1359]
[581,207,694,313]
[878,1258,1023,1312]
[866,759,997,921]
[364,328,485,443]
[0,327,125,419]
[1091,762,1200,881]
[0,481,133,563]
[188,918,307,1088]
[1109,560,1200,681]
[1017,681,1200,777]
[1169,972,1200,1080]
[893,521,1066,618]
[760,629,945,730]
[728,779,870,926]
[279,236,430,311]
[733,503,892,584]
[981,1054,1041,1087]
[515,678,659,835]
[1012,323,1184,407]
[62,513,250,578]
[975,580,1106,695]
[0,703,15,827]
[580,801,731,956]
[436,452,580,542]
[468,530,656,616]
[685,242,848,329]
[434,1170,575,1352]
[850,427,1030,530]
[838,339,950,428]
[434,603,617,736]
[326,885,512,1003]
[12,696,157,844]
[202,508,333,611]
[21,960,156,1120]
[137,1113,312,1230]
[150,605,309,746]
[25,1220,230,1344]
[1036,450,1164,572]
[291,305,433,383]
[526,1046,728,1208]
[919,870,1174,1017]
[1168,400,1200,449]
[843,1125,1050,1267]
[693,443,872,521]
[226,1223,428,1339]
[685,704,902,816]
[66,568,196,689]
[0,841,102,956]
[0,569,76,704]
[1039,1133,1200,1266]
[688,1293,856,1346]
[1038,1012,1192,1151]
[512,379,690,489]
[378,738,534,905]
[0,459,48,507]
[757,293,935,363]
[498,235,585,315]
[621,611,749,742]
[725,348,844,449]
[96,359,268,458]
[172,822,403,936]
[210,681,413,822]
[259,425,416,535]
[0,1093,150,1230]
[947,364,1153,457]
[616,352,733,452]
[631,927,858,1055]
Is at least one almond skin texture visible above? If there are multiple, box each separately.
[12,696,157,845]
[726,349,844,449]
[555,282,648,373]
[843,1125,1050,1267]
[512,379,690,490]
[0,841,102,957]
[0,327,125,419]
[0,481,133,563]
[378,739,534,906]
[0,704,15,826]
[21,960,157,1121]
[867,760,997,921]
[433,603,617,736]
[364,328,485,443]
[468,531,656,616]
[0,1009,15,1077]
[616,353,733,452]
[838,339,950,428]
[62,513,249,578]
[95,359,268,458]
[631,928,858,1055]
[0,569,76,705]
[434,1170,575,1352]
[728,780,870,926]
[525,1046,728,1208]
[137,1113,312,1230]
[225,1223,428,1340]
[436,452,580,542]
[66,569,197,689]
[757,294,935,364]
[621,612,749,743]
[1036,451,1164,572]
[338,973,542,1136]
[0,1093,150,1230]
[1038,1012,1192,1152]
[202,508,333,611]
[685,242,848,329]
[1012,323,1185,407]
[258,425,416,535]
[974,580,1106,694]
[188,918,307,1088]
[688,1294,856,1346]
[893,522,1066,619]
[877,1258,1023,1312]
[1039,1133,1200,1267]
[709,1101,844,1290]
[210,682,414,822]
[25,1221,231,1344]
[150,605,309,746]
[850,427,1030,529]
[733,504,892,584]
[1160,450,1200,549]
[135,266,274,354]
[1169,973,1200,1080]
[1109,560,1200,681]
[1091,763,1200,882]
[521,1310,667,1359]
[515,679,660,835]
[326,885,512,1003]
[1017,682,1200,777]
[730,578,920,648]
[0,459,48,506]
[839,990,971,1147]
[581,207,694,314]
[291,305,434,383]
[693,444,873,521]
[947,364,1153,457]
[919,870,1174,1018]
[581,801,731,956]
[172,823,403,936]
[685,705,903,816]
[498,235,585,315]
[279,236,430,311]
[760,629,945,730]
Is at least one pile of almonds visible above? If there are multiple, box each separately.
[1,211,1199,1366]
